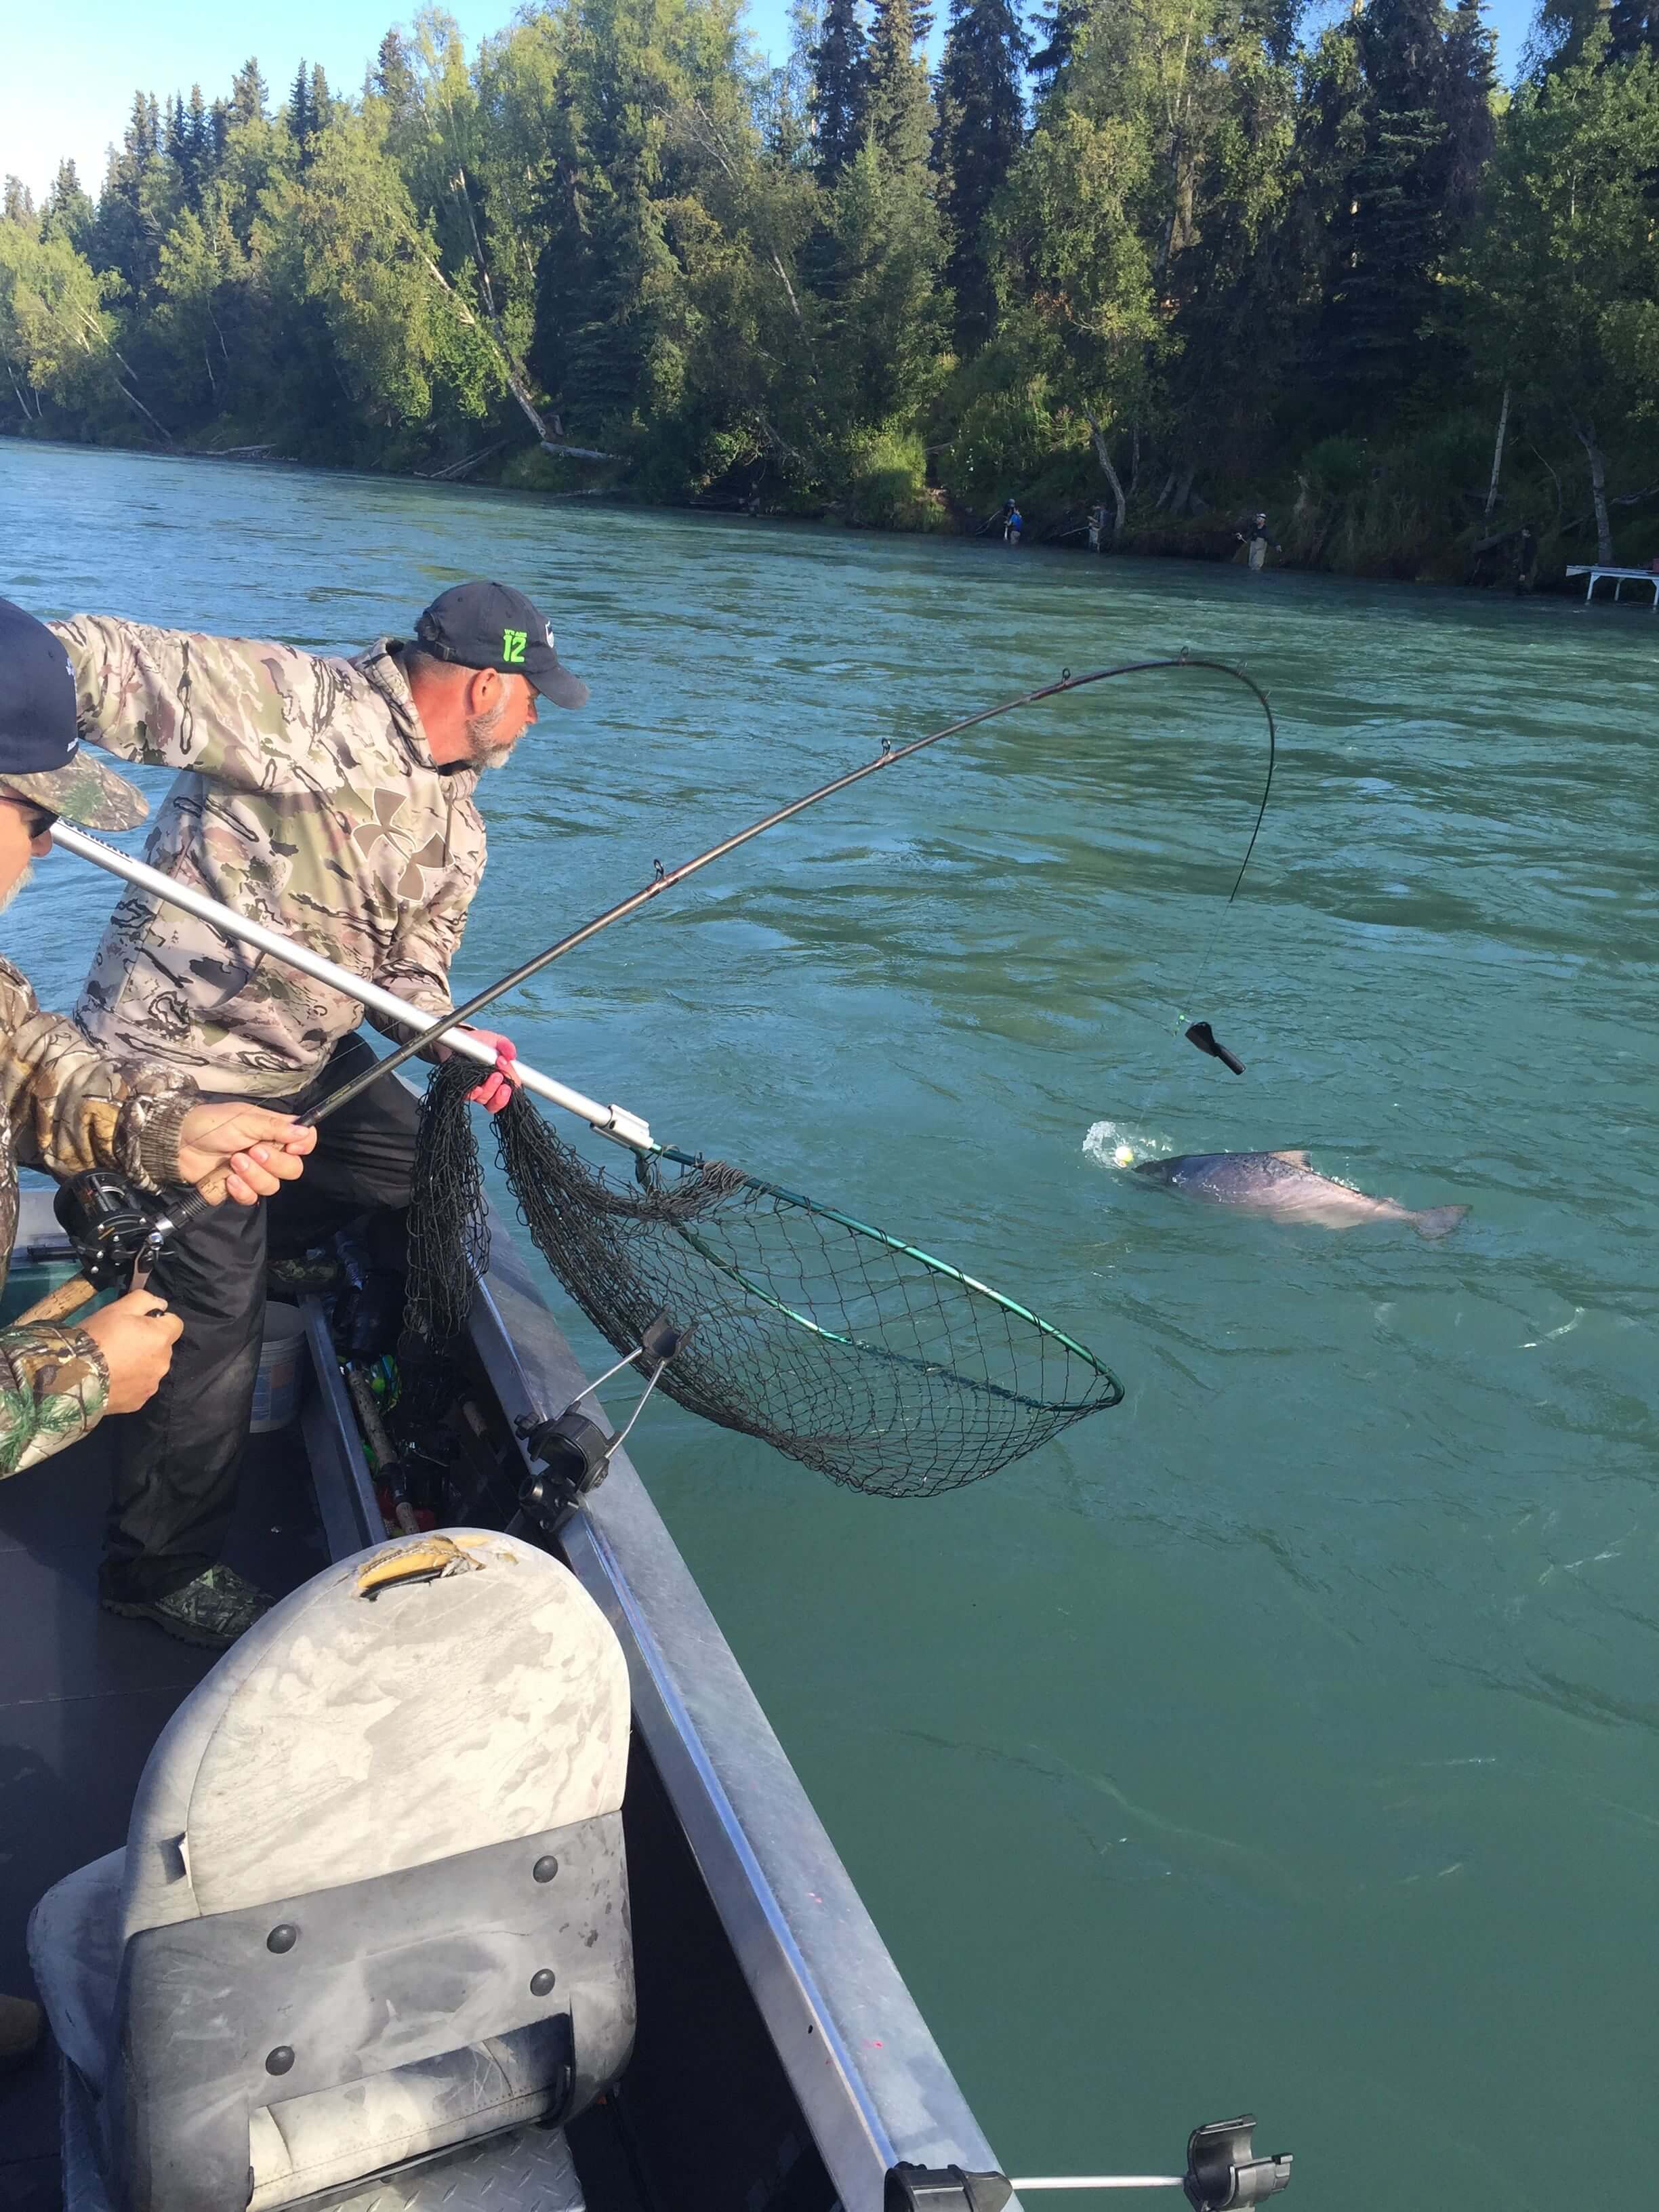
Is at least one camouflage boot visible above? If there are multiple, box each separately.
[102,1563,273,1650]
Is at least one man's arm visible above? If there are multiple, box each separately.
[0,960,192,1192]
[363,872,472,1046]
[48,614,356,797]
[0,1320,109,1478]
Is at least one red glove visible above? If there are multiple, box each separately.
[460,1027,519,1114]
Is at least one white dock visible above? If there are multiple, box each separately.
[1566,564,1659,607]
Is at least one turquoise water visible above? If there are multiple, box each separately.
[4,441,1656,2205]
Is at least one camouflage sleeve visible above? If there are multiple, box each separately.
[0,1321,110,1477]
[0,960,194,1193]
[48,614,346,796]
[362,873,472,1044]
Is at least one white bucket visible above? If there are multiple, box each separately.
[250,1302,309,1435]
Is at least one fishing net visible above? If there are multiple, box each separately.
[407,1063,1122,1496]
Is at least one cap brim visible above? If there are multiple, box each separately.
[1,758,148,832]
[523,646,589,711]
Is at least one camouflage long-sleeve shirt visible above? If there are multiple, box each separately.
[0,958,194,1478]
[49,617,487,1099]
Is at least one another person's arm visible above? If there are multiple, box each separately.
[47,614,351,797]
[0,1298,182,1479]
[0,962,311,1475]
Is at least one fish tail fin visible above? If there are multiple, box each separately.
[1412,1204,1470,1241]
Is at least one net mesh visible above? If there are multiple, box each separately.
[407,1065,1122,1496]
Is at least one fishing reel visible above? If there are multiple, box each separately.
[52,1171,173,1291]
[516,1310,697,1532]
[886,2115,1291,2212]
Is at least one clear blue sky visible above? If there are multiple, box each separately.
[3,0,1536,204]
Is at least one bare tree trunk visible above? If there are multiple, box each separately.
[5,358,39,419]
[1483,384,1509,522]
[1572,418,1613,563]
[1081,407,1127,541]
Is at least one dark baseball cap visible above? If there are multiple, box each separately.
[414,581,588,710]
[0,598,146,831]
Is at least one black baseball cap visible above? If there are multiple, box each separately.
[0,598,146,831]
[414,581,588,710]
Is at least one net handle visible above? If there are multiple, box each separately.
[48,822,656,1150]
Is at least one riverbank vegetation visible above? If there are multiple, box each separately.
[3,0,1658,583]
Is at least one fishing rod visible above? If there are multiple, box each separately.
[30,656,1267,1318]
[22,823,657,1326]
[314,653,1272,1122]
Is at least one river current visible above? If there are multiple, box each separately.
[3,441,1656,2207]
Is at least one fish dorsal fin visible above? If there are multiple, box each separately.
[1271,1149,1312,1168]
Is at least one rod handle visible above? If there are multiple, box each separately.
[14,1276,98,1328]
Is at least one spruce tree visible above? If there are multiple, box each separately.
[287,60,314,146]
[2,178,36,228]
[810,0,870,177]
[1318,0,1486,409]
[230,58,268,127]
[374,29,420,121]
[41,159,95,249]
[1028,0,1086,100]
[934,0,1027,348]
[866,0,935,171]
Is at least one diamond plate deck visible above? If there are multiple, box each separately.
[297,2127,584,2212]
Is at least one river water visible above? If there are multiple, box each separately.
[4,441,1656,2205]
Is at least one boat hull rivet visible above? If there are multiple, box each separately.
[266,1925,298,1954]
[530,1969,556,1997]
[533,1856,558,1883]
[265,2047,295,2076]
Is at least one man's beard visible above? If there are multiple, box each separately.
[464,701,516,771]
[0,863,31,913]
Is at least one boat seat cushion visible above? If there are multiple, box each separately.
[31,1842,583,2212]
[120,1528,630,1942]
[28,1532,630,2212]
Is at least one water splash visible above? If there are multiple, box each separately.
[1082,1119,1171,1171]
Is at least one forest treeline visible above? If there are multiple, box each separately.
[4,0,1659,581]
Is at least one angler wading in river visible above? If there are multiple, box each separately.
[41,581,588,1648]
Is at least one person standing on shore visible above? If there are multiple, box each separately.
[46,581,586,1649]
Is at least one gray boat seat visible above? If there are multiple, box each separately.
[28,1530,634,2212]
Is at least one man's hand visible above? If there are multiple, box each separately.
[435,1026,520,1114]
[81,1289,184,1413]
[176,1104,317,1204]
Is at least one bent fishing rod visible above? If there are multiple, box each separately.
[35,655,1270,1315]
[312,651,1273,1118]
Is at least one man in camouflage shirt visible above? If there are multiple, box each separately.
[49,581,585,1645]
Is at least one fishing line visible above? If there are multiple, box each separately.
[312,653,1277,1124]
